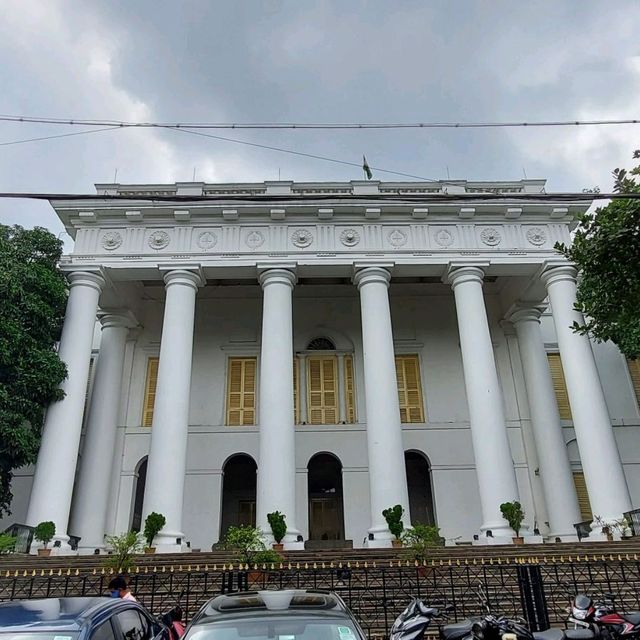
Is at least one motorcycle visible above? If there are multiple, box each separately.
[390,599,478,640]
[569,594,640,639]
[471,613,594,640]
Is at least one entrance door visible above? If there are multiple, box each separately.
[220,454,257,538]
[405,451,436,526]
[308,453,345,540]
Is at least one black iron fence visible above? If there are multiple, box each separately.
[2,559,640,638]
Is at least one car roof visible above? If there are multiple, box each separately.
[0,597,135,632]
[191,590,353,626]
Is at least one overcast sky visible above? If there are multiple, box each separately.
[1,0,639,244]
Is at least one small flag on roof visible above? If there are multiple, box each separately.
[362,155,372,180]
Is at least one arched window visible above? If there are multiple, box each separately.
[307,337,336,351]
[405,451,436,526]
[130,457,148,532]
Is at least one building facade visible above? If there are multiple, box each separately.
[4,179,640,554]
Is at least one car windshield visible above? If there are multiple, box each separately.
[185,618,362,640]
[0,634,80,640]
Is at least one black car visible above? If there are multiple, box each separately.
[0,597,169,640]
[183,590,366,640]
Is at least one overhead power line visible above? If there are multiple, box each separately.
[0,191,635,203]
[0,126,122,147]
[0,113,639,130]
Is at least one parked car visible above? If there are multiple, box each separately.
[183,590,366,640]
[0,597,169,640]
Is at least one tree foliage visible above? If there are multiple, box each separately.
[0,225,68,515]
[557,151,640,358]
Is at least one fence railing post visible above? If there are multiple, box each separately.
[517,564,550,632]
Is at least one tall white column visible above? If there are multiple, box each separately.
[542,265,631,527]
[142,269,202,551]
[26,270,104,550]
[507,304,581,540]
[70,312,133,553]
[447,266,521,539]
[354,266,410,545]
[256,268,301,545]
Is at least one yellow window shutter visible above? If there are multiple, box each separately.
[627,358,640,408]
[293,357,299,424]
[572,471,592,521]
[395,355,425,423]
[226,357,257,426]
[307,356,338,424]
[547,353,572,419]
[142,357,159,427]
[344,355,356,423]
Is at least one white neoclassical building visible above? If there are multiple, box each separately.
[4,179,640,554]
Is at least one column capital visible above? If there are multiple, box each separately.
[258,268,296,289]
[353,266,391,290]
[162,269,203,290]
[445,265,485,288]
[98,310,138,330]
[505,303,547,325]
[540,264,578,287]
[67,270,105,292]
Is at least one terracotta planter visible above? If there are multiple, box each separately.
[37,548,51,557]
[272,543,284,551]
[144,547,156,555]
[512,537,524,545]
[391,539,403,549]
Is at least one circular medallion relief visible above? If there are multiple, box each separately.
[340,228,360,247]
[101,231,123,251]
[388,229,408,247]
[292,229,313,247]
[148,230,170,250]
[526,227,547,246]
[197,231,218,250]
[434,228,454,247]
[245,230,265,248]
[480,227,502,246]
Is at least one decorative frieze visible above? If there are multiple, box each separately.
[77,221,568,258]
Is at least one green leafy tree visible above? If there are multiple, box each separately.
[382,504,405,540]
[557,151,640,358]
[104,531,144,574]
[267,511,287,544]
[0,225,68,515]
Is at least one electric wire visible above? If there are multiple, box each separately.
[0,114,639,130]
[0,126,122,147]
[0,191,635,202]
[166,126,438,182]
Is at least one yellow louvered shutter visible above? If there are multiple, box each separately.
[226,357,257,426]
[307,356,338,424]
[395,355,425,423]
[142,357,159,427]
[344,354,356,424]
[293,357,300,424]
[547,353,572,419]
[573,471,593,521]
[627,359,640,408]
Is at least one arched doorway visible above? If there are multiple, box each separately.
[405,451,436,526]
[307,453,345,541]
[220,454,257,538]
[131,457,147,532]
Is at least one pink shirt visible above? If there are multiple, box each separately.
[122,592,137,601]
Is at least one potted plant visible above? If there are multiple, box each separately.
[500,501,525,545]
[403,524,444,567]
[34,521,56,556]
[222,525,268,566]
[104,531,144,574]
[143,512,166,554]
[593,515,628,541]
[382,505,405,548]
[267,511,287,551]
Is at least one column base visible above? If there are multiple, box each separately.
[77,545,106,556]
[364,537,392,549]
[283,540,305,551]
[545,533,580,543]
[473,534,544,546]
[31,537,78,556]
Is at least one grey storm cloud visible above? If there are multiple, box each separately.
[1,0,639,239]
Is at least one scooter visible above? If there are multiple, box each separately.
[390,600,478,640]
